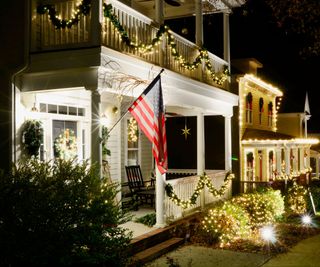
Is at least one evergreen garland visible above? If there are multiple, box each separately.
[22,120,44,157]
[37,0,91,29]
[165,172,234,209]
[36,2,229,85]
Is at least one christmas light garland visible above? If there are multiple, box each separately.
[37,0,91,29]
[165,172,234,209]
[103,3,229,85]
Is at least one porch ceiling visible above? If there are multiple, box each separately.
[131,0,246,19]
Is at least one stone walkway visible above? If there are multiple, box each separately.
[145,234,320,267]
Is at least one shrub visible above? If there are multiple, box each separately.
[232,189,284,228]
[202,202,250,246]
[308,185,320,212]
[135,213,156,227]
[0,159,132,267]
[286,182,308,215]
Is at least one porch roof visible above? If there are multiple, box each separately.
[242,128,293,141]
[241,128,319,147]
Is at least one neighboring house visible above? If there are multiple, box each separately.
[232,58,318,193]
[278,114,320,180]
[10,0,245,225]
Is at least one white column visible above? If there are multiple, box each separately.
[195,0,203,47]
[306,147,311,168]
[316,155,319,179]
[276,148,282,176]
[285,148,291,175]
[293,148,299,172]
[299,147,305,171]
[223,12,231,67]
[91,90,101,168]
[197,113,205,209]
[155,0,164,67]
[224,115,232,171]
[155,167,166,227]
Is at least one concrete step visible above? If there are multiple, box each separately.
[129,237,184,266]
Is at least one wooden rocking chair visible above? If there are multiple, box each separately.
[125,165,155,208]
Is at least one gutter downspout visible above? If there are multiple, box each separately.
[12,0,31,164]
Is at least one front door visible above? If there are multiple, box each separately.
[52,120,78,160]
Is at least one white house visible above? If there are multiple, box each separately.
[12,0,245,226]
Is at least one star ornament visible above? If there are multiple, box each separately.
[181,125,191,140]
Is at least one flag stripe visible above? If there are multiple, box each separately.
[128,74,167,174]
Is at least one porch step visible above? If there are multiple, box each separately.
[128,227,173,256]
[129,237,184,266]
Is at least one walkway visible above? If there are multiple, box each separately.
[263,234,320,267]
[145,234,320,267]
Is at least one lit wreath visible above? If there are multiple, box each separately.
[54,129,77,160]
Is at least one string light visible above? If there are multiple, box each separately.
[165,172,234,209]
[37,0,91,29]
[102,4,229,85]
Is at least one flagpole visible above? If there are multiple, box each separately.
[107,69,165,134]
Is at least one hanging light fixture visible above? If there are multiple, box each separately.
[31,103,38,112]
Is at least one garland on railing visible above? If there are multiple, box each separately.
[165,172,235,209]
[36,1,229,85]
[37,0,91,29]
[103,3,229,85]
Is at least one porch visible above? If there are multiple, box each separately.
[30,0,234,90]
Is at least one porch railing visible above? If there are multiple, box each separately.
[31,0,229,89]
[164,170,231,222]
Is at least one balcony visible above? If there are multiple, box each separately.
[31,0,233,89]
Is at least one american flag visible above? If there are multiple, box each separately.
[128,73,168,174]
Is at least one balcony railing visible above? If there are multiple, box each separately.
[31,0,229,89]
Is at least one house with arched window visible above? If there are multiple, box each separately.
[232,58,318,193]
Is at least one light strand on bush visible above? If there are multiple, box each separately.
[165,172,234,209]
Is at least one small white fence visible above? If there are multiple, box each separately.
[164,170,232,222]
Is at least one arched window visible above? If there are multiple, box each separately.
[268,101,273,127]
[259,97,264,124]
[246,93,253,124]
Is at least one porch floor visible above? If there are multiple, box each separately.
[121,206,156,238]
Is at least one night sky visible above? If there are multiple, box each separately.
[230,1,320,132]
[167,1,320,132]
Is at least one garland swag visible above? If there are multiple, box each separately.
[36,2,229,85]
[165,172,235,209]
[37,0,91,29]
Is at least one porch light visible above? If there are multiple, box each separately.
[31,103,38,112]
[100,114,108,126]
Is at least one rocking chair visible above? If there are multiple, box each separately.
[125,165,155,208]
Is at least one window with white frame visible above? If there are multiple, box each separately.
[126,117,140,166]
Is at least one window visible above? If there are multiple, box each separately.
[39,103,85,117]
[245,93,253,124]
[268,150,274,180]
[52,120,78,160]
[268,101,273,127]
[259,97,264,124]
[127,117,139,165]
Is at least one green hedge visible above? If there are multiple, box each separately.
[0,159,132,267]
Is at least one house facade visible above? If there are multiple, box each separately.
[233,59,318,192]
[9,0,246,226]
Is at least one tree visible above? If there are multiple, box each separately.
[0,159,132,267]
[244,0,320,57]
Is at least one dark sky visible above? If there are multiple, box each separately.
[229,1,320,132]
[167,1,320,132]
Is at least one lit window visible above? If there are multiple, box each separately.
[246,93,253,124]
